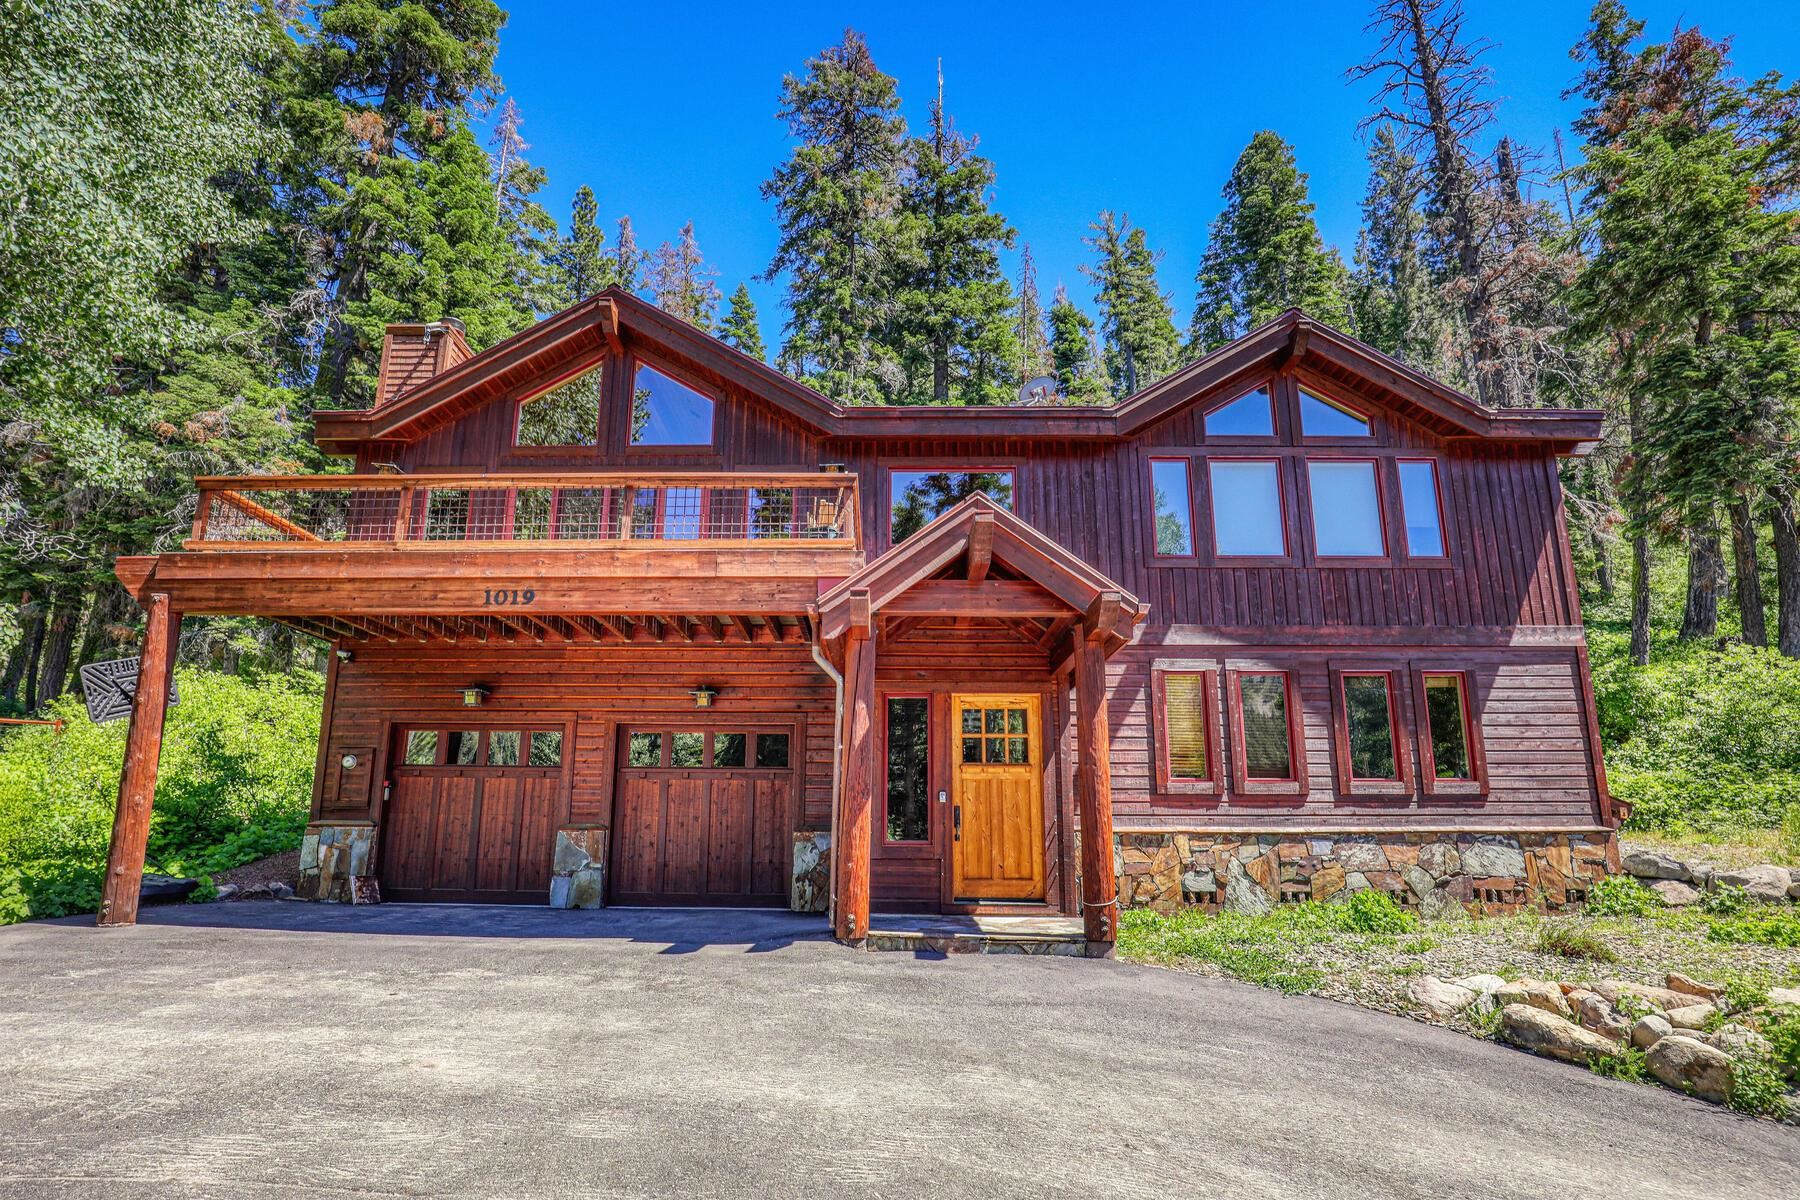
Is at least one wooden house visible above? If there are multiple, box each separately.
[101,291,1617,949]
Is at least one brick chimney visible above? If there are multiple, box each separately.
[375,317,472,407]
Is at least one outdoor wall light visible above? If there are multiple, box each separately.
[690,684,718,708]
[335,648,354,663]
[461,685,491,707]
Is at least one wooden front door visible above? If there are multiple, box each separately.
[950,694,1045,901]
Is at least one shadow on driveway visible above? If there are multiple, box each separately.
[48,900,832,954]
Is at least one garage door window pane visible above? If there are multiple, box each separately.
[672,732,705,768]
[628,732,662,767]
[529,731,563,766]
[755,733,789,769]
[404,730,438,765]
[488,730,521,766]
[447,730,479,765]
[713,732,747,768]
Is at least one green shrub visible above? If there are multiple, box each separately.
[1589,1044,1649,1083]
[1726,1050,1791,1119]
[1782,804,1800,860]
[1707,908,1800,948]
[1585,874,1663,917]
[1761,1007,1800,1081]
[1534,923,1618,963]
[0,668,321,924]
[1699,885,1751,916]
[1334,888,1417,934]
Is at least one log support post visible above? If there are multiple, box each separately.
[835,621,876,943]
[1074,633,1117,954]
[97,593,179,927]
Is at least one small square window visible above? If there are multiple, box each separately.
[628,732,662,767]
[447,731,479,766]
[671,732,705,768]
[488,731,521,767]
[961,708,982,735]
[755,733,790,769]
[529,731,563,766]
[403,730,438,765]
[713,732,747,768]
[961,737,982,764]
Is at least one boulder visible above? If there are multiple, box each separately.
[1645,1035,1733,1103]
[1590,979,1689,1012]
[1767,987,1800,1008]
[1620,849,1691,882]
[1647,879,1699,907]
[1222,858,1274,916]
[1664,1002,1716,1031]
[212,883,240,901]
[1573,992,1632,1042]
[1461,837,1527,878]
[1499,1003,1622,1067]
[1494,978,1571,1018]
[1630,1014,1673,1050]
[268,881,295,900]
[139,874,200,903]
[1711,865,1792,903]
[1409,975,1478,1020]
[1704,1025,1772,1060]
[1665,972,1722,1003]
[1455,973,1508,995]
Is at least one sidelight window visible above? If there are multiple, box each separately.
[1149,458,1194,556]
[885,697,930,842]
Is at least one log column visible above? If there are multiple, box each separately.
[835,624,876,942]
[1074,633,1118,953]
[97,594,178,927]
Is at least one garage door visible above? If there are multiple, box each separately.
[380,724,566,903]
[610,727,794,906]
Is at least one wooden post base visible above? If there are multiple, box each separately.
[97,595,178,927]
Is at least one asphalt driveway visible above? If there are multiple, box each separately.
[0,904,1793,1199]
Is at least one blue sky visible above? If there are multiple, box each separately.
[485,0,1798,351]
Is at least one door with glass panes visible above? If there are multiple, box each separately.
[950,694,1045,901]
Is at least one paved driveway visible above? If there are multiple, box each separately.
[0,904,1793,1199]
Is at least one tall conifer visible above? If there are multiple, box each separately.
[719,284,767,360]
[1080,212,1180,397]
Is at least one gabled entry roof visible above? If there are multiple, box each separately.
[814,494,1148,662]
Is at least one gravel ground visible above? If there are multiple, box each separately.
[211,848,300,891]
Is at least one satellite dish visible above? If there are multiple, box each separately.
[1017,375,1059,405]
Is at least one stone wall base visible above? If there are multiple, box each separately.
[791,831,830,913]
[297,822,379,903]
[1115,830,1619,918]
[550,826,608,909]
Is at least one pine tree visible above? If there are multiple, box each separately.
[1189,131,1353,351]
[1080,212,1180,397]
[1349,125,1457,372]
[614,216,645,293]
[889,64,1019,405]
[719,284,766,360]
[1015,244,1054,384]
[489,97,559,315]
[1047,283,1110,403]
[762,30,908,404]
[552,185,612,304]
[646,221,722,330]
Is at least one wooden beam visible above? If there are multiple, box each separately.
[1084,590,1123,638]
[212,489,322,542]
[1074,635,1117,953]
[965,512,994,582]
[1036,613,1077,651]
[98,595,178,926]
[878,580,1071,620]
[835,627,876,943]
[660,615,692,643]
[596,297,624,354]
[729,614,757,643]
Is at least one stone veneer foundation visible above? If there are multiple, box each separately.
[791,831,831,913]
[296,821,379,903]
[1115,830,1620,918]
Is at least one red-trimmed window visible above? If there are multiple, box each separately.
[1298,387,1372,437]
[1204,385,1275,437]
[1416,670,1487,795]
[515,363,604,447]
[1226,668,1307,794]
[1208,459,1287,558]
[1330,668,1412,796]
[889,468,1015,544]
[1397,459,1447,558]
[1307,459,1387,558]
[1152,669,1221,794]
[1148,458,1194,557]
[629,361,715,447]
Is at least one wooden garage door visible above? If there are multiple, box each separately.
[610,727,794,907]
[381,725,567,903]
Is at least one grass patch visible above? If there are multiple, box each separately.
[1585,875,1663,918]
[1589,1044,1651,1083]
[1707,908,1800,948]
[1534,923,1619,963]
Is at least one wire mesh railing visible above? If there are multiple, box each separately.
[191,473,859,548]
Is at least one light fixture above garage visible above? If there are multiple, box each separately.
[461,685,491,707]
[689,683,718,708]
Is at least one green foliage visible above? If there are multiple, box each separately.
[1761,1006,1800,1081]
[1334,889,1418,934]
[1588,1044,1650,1082]
[718,284,766,361]
[0,669,320,923]
[1707,907,1800,948]
[1534,923,1620,963]
[1782,805,1800,859]
[1585,874,1664,917]
[646,221,721,330]
[1081,212,1181,397]
[1048,283,1109,403]
[1725,1049,1790,1119]
[1699,885,1751,916]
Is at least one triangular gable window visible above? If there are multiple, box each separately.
[1298,388,1371,437]
[630,362,715,446]
[1203,386,1274,437]
[516,365,602,447]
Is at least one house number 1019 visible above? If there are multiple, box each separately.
[484,588,536,605]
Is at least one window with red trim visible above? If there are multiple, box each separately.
[1208,459,1287,557]
[1329,668,1412,796]
[1416,670,1486,795]
[883,695,931,842]
[1226,668,1307,794]
[1152,669,1220,794]
[1148,458,1194,557]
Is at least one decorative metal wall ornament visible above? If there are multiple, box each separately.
[78,657,181,725]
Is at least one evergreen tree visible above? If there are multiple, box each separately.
[489,97,559,315]
[614,216,645,294]
[646,221,721,330]
[1188,131,1353,351]
[719,284,767,360]
[1080,212,1181,397]
[552,185,612,304]
[889,65,1019,405]
[1047,283,1110,403]
[1015,245,1054,384]
[762,30,908,404]
[1349,126,1457,371]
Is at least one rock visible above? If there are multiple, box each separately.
[1704,1025,1772,1059]
[1182,869,1216,894]
[268,881,295,900]
[1461,837,1527,878]
[1311,863,1345,902]
[1666,972,1722,1002]
[1631,1014,1673,1049]
[1590,979,1689,1012]
[1766,987,1800,1008]
[1417,841,1460,879]
[1402,865,1437,900]
[139,873,200,903]
[1222,858,1274,916]
[1494,978,1571,1018]
[1621,849,1692,882]
[1418,885,1465,921]
[1647,879,1699,907]
[212,883,240,901]
[1712,864,1793,903]
[1409,975,1478,1019]
[1573,992,1632,1042]
[1645,1035,1734,1103]
[1499,1003,1622,1066]
[1454,973,1508,995]
[1664,1002,1716,1030]
[1336,840,1390,873]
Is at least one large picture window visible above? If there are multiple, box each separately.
[889,469,1014,542]
[1152,669,1220,794]
[884,696,930,842]
[1227,668,1306,793]
[629,362,715,446]
[1149,458,1194,556]
[515,365,603,447]
[1208,460,1286,557]
[1308,460,1386,557]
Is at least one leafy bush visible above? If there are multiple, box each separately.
[1783,804,1800,860]
[1726,1050,1791,1119]
[1334,889,1418,934]
[0,668,320,923]
[1699,885,1752,916]
[1585,874,1663,917]
[1707,908,1800,948]
[1534,923,1618,962]
[1588,1044,1649,1083]
[1761,1006,1800,1081]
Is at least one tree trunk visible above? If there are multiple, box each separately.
[1629,529,1652,666]
[1588,523,1615,600]
[1771,483,1800,659]
[19,608,47,711]
[36,589,84,704]
[1679,517,1724,642]
[1729,495,1767,647]
[0,601,37,704]
[73,582,130,688]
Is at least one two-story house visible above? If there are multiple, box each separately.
[100,290,1616,950]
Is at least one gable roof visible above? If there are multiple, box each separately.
[314,292,1604,455]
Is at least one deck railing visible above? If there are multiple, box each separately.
[189,472,859,549]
